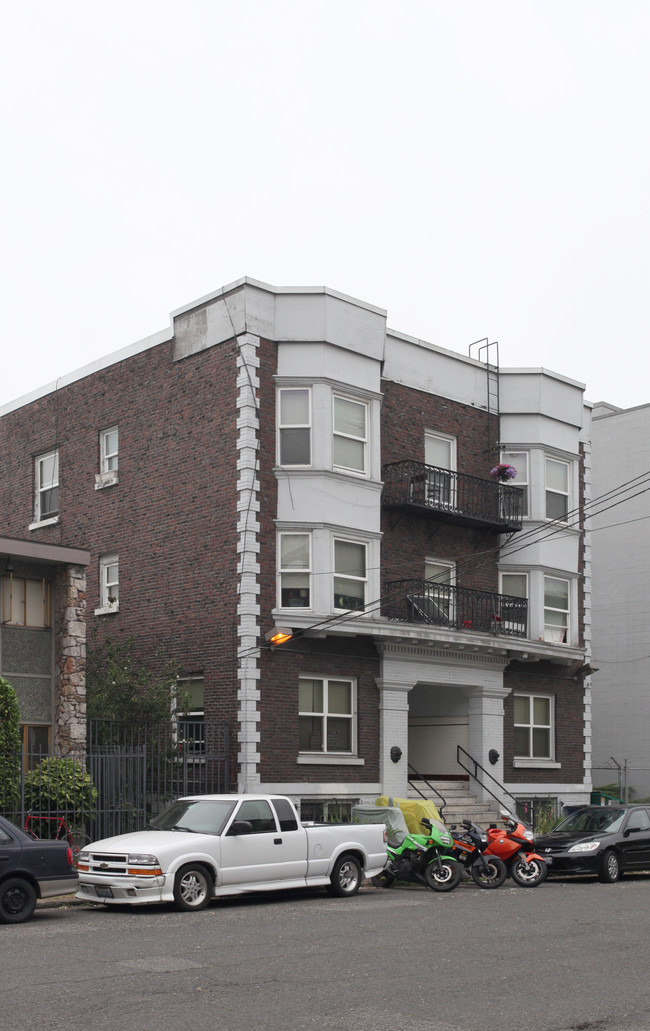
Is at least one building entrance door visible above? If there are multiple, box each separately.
[408,715,469,778]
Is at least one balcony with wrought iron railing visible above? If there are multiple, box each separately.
[382,461,523,532]
[383,579,528,638]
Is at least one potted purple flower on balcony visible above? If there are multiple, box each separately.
[490,462,517,482]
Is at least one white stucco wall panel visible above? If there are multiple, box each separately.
[383,332,488,407]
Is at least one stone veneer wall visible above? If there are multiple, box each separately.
[53,564,87,753]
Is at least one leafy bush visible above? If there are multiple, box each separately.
[86,634,187,721]
[0,677,21,812]
[24,757,97,817]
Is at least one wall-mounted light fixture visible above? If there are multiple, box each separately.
[265,626,293,647]
[4,556,14,574]
[575,663,599,680]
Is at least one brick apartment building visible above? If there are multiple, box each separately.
[0,277,593,814]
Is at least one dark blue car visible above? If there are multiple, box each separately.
[537,805,650,883]
[0,814,78,923]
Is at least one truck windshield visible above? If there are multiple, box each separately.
[150,799,236,835]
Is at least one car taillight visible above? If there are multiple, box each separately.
[66,846,73,867]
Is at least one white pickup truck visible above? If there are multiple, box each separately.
[76,794,387,911]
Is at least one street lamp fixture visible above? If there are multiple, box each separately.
[265,626,293,646]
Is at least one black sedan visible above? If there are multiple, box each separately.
[0,815,78,923]
[537,804,650,883]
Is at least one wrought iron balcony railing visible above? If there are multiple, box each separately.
[382,461,523,532]
[383,578,528,638]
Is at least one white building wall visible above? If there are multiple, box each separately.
[591,402,650,798]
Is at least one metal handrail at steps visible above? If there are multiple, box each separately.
[407,763,447,820]
[456,744,519,815]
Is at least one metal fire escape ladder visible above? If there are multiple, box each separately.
[469,338,500,460]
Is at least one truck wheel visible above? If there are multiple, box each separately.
[0,877,37,924]
[327,854,362,897]
[173,865,211,911]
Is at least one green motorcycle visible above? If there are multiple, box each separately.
[352,803,461,892]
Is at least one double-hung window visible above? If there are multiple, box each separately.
[514,694,553,760]
[98,553,119,612]
[501,451,528,517]
[424,432,456,509]
[34,450,59,523]
[279,533,311,608]
[546,458,569,522]
[299,676,355,753]
[333,540,366,611]
[101,427,119,472]
[278,388,311,466]
[499,572,528,635]
[333,396,367,474]
[544,576,569,643]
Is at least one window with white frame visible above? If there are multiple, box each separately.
[501,451,528,517]
[299,676,355,753]
[424,432,456,508]
[98,553,119,611]
[411,558,455,625]
[500,572,528,634]
[333,540,366,611]
[279,533,311,608]
[100,426,119,473]
[543,576,569,643]
[545,457,569,522]
[34,450,59,522]
[333,395,367,474]
[514,694,553,759]
[1,576,51,627]
[278,388,311,466]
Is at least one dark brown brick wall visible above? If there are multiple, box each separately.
[0,337,241,728]
[380,380,501,593]
[258,636,380,782]
[503,660,586,783]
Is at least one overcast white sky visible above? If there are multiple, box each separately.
[1,1,649,411]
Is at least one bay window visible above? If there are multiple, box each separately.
[333,396,367,474]
[544,576,569,643]
[279,533,311,608]
[546,457,569,522]
[334,540,366,611]
[278,388,311,466]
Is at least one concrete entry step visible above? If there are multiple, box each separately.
[407,777,502,829]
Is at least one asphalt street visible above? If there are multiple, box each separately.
[3,876,650,1031]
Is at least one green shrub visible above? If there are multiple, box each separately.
[24,757,97,817]
[0,677,21,812]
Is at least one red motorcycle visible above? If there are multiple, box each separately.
[485,808,548,887]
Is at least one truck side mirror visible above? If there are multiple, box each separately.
[228,820,254,835]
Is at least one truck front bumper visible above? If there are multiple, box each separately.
[77,873,170,905]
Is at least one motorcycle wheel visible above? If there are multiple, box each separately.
[511,855,547,887]
[471,856,507,888]
[424,860,462,892]
[371,870,396,888]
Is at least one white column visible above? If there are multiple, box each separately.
[467,684,510,805]
[376,678,413,798]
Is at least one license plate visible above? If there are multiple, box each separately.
[94,885,114,898]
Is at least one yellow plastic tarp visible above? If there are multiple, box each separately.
[375,796,441,833]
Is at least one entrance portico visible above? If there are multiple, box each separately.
[377,642,511,802]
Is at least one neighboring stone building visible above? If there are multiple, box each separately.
[591,401,650,800]
[0,277,593,812]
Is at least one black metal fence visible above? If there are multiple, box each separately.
[0,719,231,845]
